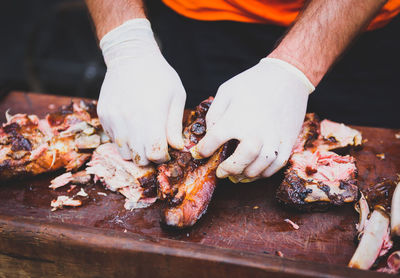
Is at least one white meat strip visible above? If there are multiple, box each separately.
[49,172,73,189]
[355,192,370,233]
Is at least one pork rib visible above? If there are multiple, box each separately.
[50,143,158,211]
[157,97,232,228]
[276,114,362,211]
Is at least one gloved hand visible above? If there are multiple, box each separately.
[98,19,186,165]
[196,57,315,180]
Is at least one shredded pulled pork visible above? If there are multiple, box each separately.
[291,150,356,188]
[0,100,107,180]
[49,171,92,189]
[86,143,157,210]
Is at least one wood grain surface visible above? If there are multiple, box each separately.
[0,91,399,278]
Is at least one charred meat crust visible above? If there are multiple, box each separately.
[293,113,362,154]
[161,143,231,228]
[303,113,320,150]
[276,114,362,211]
[138,173,158,198]
[158,97,233,228]
[364,178,397,211]
[276,170,359,211]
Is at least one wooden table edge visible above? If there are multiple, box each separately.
[0,214,390,278]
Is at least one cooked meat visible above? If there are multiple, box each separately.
[49,142,158,210]
[277,115,362,211]
[276,150,359,211]
[51,195,82,211]
[0,100,107,180]
[86,143,157,210]
[161,145,230,228]
[316,119,362,151]
[292,113,321,153]
[292,113,362,153]
[49,170,92,189]
[157,97,232,228]
[364,177,397,211]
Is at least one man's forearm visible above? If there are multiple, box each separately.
[269,0,387,86]
[85,0,146,40]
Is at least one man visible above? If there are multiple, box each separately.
[85,0,399,180]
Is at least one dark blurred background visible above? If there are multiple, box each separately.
[0,0,104,99]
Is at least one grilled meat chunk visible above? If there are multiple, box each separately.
[317,119,362,151]
[363,178,397,211]
[161,144,230,228]
[277,115,362,211]
[277,150,358,211]
[292,113,362,153]
[0,101,106,180]
[157,97,232,228]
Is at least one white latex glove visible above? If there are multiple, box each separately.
[196,57,315,179]
[98,19,186,165]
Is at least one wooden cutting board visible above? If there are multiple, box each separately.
[0,91,398,278]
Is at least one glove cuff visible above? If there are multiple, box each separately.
[100,18,160,67]
[261,58,315,94]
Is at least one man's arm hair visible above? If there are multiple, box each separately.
[269,0,388,86]
[85,0,146,40]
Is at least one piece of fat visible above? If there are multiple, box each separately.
[76,188,88,197]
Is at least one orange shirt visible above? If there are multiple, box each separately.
[162,0,400,31]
